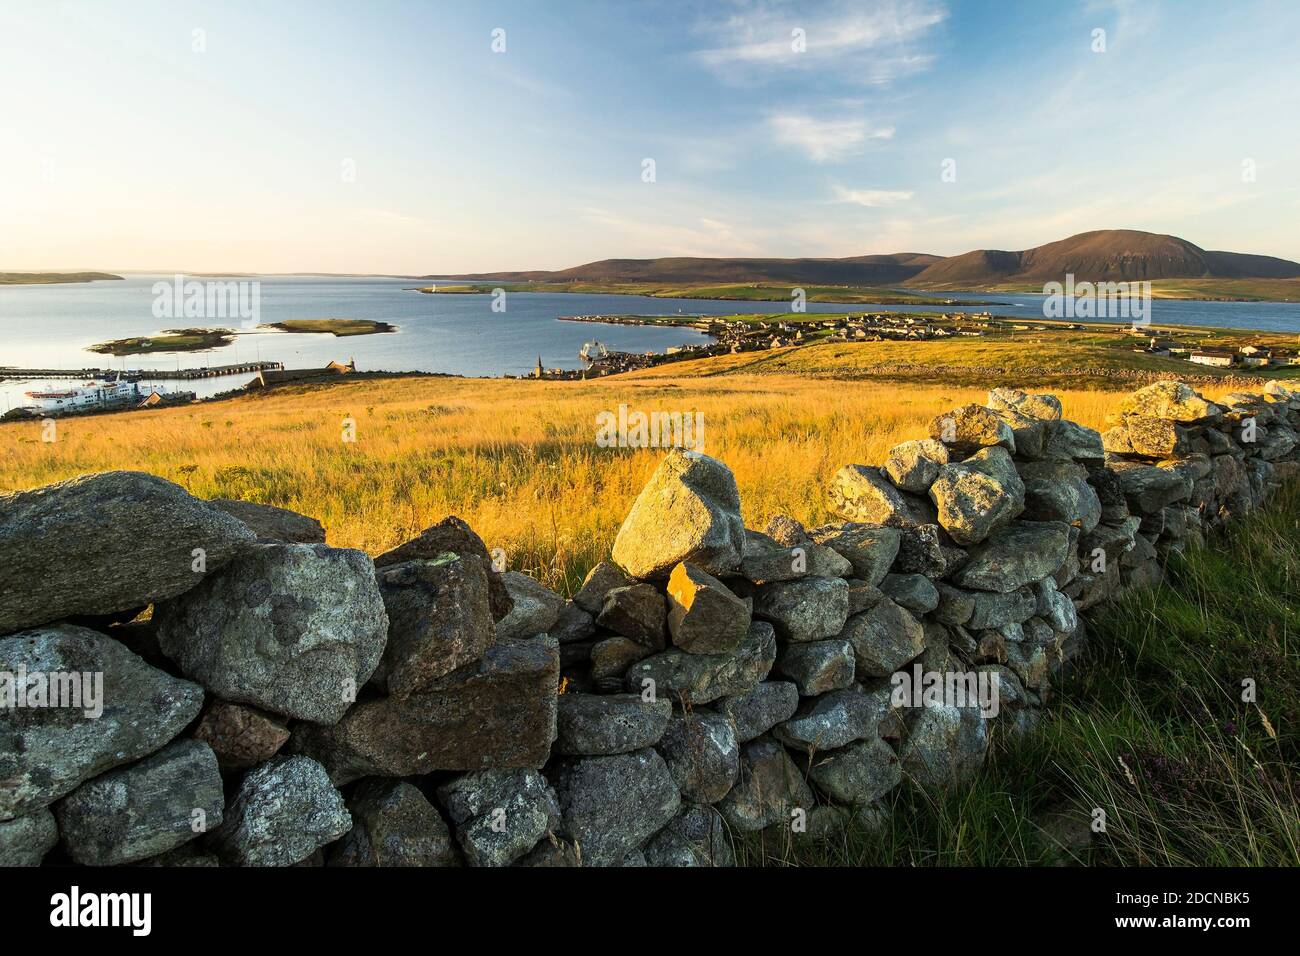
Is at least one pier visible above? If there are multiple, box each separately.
[0,361,284,381]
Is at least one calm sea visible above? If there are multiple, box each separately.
[1,274,1298,410]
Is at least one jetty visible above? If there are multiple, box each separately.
[0,361,284,382]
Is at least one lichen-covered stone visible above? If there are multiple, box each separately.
[952,521,1072,593]
[808,523,901,585]
[828,465,936,528]
[0,808,58,867]
[554,693,671,756]
[437,769,560,867]
[495,571,565,641]
[841,598,925,678]
[716,738,813,832]
[625,621,776,705]
[753,577,849,643]
[329,779,459,867]
[657,712,740,804]
[666,562,750,654]
[597,583,667,649]
[774,639,855,696]
[884,439,950,493]
[717,680,800,742]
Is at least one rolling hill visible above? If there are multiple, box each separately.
[427,230,1300,292]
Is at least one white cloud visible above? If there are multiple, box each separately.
[768,114,894,162]
[832,186,913,206]
[695,0,947,83]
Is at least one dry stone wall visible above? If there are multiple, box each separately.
[2,378,1297,867]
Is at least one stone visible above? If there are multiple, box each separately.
[880,573,940,614]
[515,836,581,867]
[154,543,387,724]
[494,571,565,641]
[828,465,935,527]
[611,450,745,579]
[550,602,596,644]
[438,768,561,867]
[763,515,809,546]
[1110,415,1192,459]
[374,515,513,622]
[328,779,458,867]
[1018,459,1102,532]
[643,805,734,867]
[1042,420,1105,461]
[987,388,1062,422]
[572,561,636,615]
[967,587,1038,630]
[899,704,990,788]
[933,582,976,626]
[846,578,885,614]
[192,701,290,771]
[753,577,849,643]
[548,749,681,867]
[625,621,776,705]
[657,712,740,804]
[208,498,325,543]
[893,524,958,577]
[716,738,814,832]
[666,562,750,654]
[1035,578,1079,634]
[808,523,900,585]
[590,637,652,691]
[996,408,1049,459]
[841,598,925,678]
[1,624,204,821]
[807,737,901,806]
[554,693,671,755]
[56,739,224,866]
[0,808,58,867]
[773,682,896,753]
[597,583,667,649]
[953,521,1072,593]
[1109,460,1194,513]
[928,404,1016,456]
[884,439,950,493]
[0,471,256,635]
[208,755,351,867]
[718,681,800,742]
[929,446,1026,546]
[1116,381,1221,423]
[774,639,855,696]
[375,554,494,698]
[292,638,559,782]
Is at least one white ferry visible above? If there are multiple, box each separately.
[579,339,608,362]
[23,379,141,413]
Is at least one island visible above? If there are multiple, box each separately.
[0,272,123,285]
[88,328,236,356]
[415,281,984,306]
[264,318,397,336]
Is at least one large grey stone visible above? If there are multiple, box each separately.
[1115,381,1221,423]
[773,682,896,753]
[666,562,750,654]
[209,498,325,544]
[494,571,565,641]
[209,755,351,866]
[828,465,934,528]
[625,621,776,705]
[548,749,681,867]
[292,637,559,782]
[597,583,667,650]
[899,704,990,788]
[953,521,1072,593]
[928,404,1016,456]
[0,471,255,634]
[879,573,940,614]
[753,577,849,643]
[657,712,740,804]
[774,639,855,696]
[438,769,560,867]
[154,543,388,724]
[56,739,224,866]
[643,805,734,867]
[807,737,901,805]
[555,693,671,755]
[611,450,745,579]
[929,446,1025,546]
[716,738,814,832]
[718,681,800,742]
[987,388,1062,422]
[1018,460,1102,532]
[374,515,513,622]
[841,598,925,678]
[884,439,950,493]
[572,561,636,615]
[375,554,494,698]
[1,624,204,821]
[808,524,900,585]
[329,779,458,867]
[0,808,58,866]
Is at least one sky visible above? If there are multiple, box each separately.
[1,0,1298,274]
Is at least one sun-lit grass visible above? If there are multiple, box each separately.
[1,372,1122,593]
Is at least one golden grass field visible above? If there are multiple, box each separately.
[1,369,1138,594]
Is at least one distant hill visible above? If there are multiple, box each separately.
[424,253,942,286]
[902,230,1300,288]
[429,230,1300,291]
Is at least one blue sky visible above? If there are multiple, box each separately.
[1,0,1297,273]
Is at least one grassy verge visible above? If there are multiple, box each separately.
[743,483,1300,866]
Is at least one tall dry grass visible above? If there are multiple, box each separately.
[1,374,1124,592]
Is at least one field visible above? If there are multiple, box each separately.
[2,371,1126,593]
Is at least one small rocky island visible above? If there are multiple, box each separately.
[89,319,396,355]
